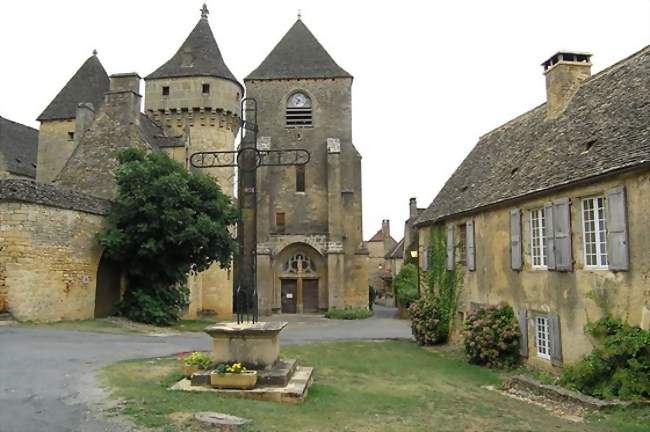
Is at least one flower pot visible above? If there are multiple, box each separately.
[182,364,200,378]
[210,371,258,390]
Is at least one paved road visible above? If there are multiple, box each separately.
[0,306,410,432]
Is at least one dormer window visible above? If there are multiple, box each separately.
[202,84,210,94]
[162,86,170,96]
[286,92,312,128]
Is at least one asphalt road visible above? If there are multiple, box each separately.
[0,306,410,432]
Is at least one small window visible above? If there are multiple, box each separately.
[68,131,74,140]
[275,212,286,233]
[535,316,551,360]
[286,92,312,128]
[582,197,608,268]
[162,86,170,96]
[530,208,548,268]
[202,84,210,94]
[296,165,305,192]
[458,224,467,266]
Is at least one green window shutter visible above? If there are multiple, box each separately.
[510,209,522,270]
[467,220,476,271]
[548,313,563,366]
[544,202,556,270]
[553,199,572,272]
[518,309,528,358]
[606,186,629,271]
[446,225,455,271]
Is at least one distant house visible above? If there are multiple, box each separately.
[0,115,38,179]
[366,220,397,295]
[415,46,650,369]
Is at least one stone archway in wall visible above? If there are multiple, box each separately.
[94,254,122,318]
[273,243,327,314]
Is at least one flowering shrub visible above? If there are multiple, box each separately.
[182,351,212,369]
[215,362,249,374]
[408,293,449,345]
[464,304,520,368]
[561,317,650,400]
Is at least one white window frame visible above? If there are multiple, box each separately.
[582,196,608,269]
[535,315,551,360]
[529,208,547,269]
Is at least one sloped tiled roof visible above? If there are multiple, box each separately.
[368,229,384,242]
[138,114,184,148]
[386,237,405,260]
[246,19,352,81]
[417,45,650,225]
[0,115,38,178]
[37,54,109,121]
[146,15,241,91]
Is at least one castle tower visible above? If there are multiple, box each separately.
[144,4,242,317]
[246,18,368,314]
[36,52,109,183]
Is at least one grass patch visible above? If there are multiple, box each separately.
[324,308,372,320]
[101,341,648,431]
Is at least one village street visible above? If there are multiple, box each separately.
[0,306,410,432]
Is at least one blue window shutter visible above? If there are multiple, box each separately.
[552,199,572,272]
[548,313,563,365]
[467,220,476,271]
[544,202,556,270]
[518,309,528,358]
[606,186,629,271]
[510,209,522,270]
[446,225,455,271]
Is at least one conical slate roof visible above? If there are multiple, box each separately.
[37,54,109,121]
[146,12,241,89]
[246,19,352,81]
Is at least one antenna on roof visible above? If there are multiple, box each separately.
[297,9,302,20]
[200,3,209,19]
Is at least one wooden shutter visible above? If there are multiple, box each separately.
[548,313,563,366]
[446,225,455,271]
[467,220,476,271]
[606,186,629,271]
[518,309,528,358]
[510,209,522,270]
[553,199,572,271]
[544,203,556,270]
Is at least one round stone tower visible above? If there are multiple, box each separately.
[144,4,242,318]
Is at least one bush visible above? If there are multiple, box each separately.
[408,293,449,345]
[183,352,211,369]
[463,304,520,368]
[325,308,372,320]
[560,317,650,400]
[394,264,418,308]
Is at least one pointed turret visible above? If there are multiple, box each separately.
[246,19,352,81]
[37,53,109,121]
[145,4,241,89]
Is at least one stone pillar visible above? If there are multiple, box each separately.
[256,245,273,316]
[326,138,344,310]
[327,242,345,310]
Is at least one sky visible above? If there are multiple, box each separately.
[1,1,648,239]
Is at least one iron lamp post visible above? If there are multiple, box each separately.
[410,249,420,297]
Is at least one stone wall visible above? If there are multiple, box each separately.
[0,179,110,321]
[36,119,76,183]
[418,169,650,367]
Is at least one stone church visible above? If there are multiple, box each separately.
[0,5,368,321]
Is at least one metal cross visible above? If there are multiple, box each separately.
[190,98,310,323]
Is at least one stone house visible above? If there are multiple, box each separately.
[415,46,650,368]
[246,19,369,314]
[0,115,38,180]
[366,220,397,296]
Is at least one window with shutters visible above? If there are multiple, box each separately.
[582,197,608,268]
[458,224,467,266]
[530,208,548,268]
[535,315,551,360]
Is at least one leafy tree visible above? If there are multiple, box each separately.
[394,264,418,308]
[99,149,238,325]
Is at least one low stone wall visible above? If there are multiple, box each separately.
[0,179,110,321]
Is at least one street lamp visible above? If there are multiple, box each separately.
[410,249,420,297]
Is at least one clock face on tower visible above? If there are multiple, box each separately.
[290,92,309,108]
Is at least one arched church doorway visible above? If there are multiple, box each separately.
[94,254,122,318]
[279,252,320,313]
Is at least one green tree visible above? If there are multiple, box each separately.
[99,149,238,325]
[394,264,418,308]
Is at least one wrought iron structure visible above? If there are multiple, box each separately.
[189,98,310,323]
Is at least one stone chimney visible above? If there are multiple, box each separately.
[73,103,95,146]
[542,52,592,118]
[105,73,142,124]
[409,197,418,220]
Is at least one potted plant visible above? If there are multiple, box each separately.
[180,352,212,378]
[210,362,258,390]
